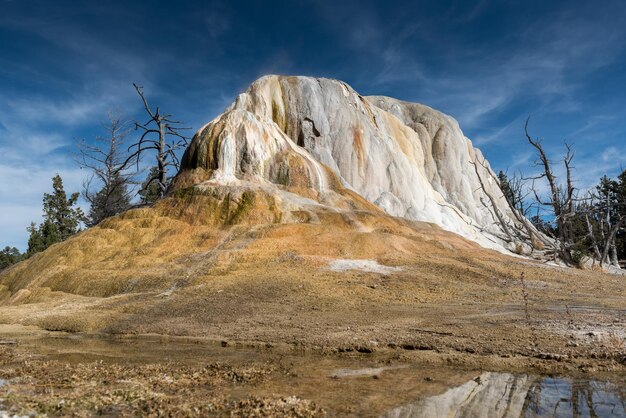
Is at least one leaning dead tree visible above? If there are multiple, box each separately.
[495,169,552,250]
[124,83,190,200]
[471,156,551,253]
[523,118,577,264]
[470,158,514,242]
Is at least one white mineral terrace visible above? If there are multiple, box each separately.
[185,75,545,253]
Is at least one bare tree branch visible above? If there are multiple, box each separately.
[127,83,190,201]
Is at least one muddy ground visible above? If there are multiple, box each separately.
[0,319,624,417]
[0,326,504,417]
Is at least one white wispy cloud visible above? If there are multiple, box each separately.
[318,2,626,132]
[474,117,522,146]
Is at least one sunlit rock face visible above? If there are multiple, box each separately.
[178,75,536,252]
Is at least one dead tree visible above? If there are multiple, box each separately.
[77,113,135,225]
[581,194,603,263]
[124,83,190,200]
[507,171,533,218]
[592,177,624,267]
[495,169,551,250]
[601,217,623,267]
[524,118,577,263]
[470,158,514,242]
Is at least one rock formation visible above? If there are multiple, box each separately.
[175,75,544,253]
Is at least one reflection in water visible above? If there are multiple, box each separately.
[383,372,626,418]
[3,333,625,417]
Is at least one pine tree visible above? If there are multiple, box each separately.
[26,175,85,256]
[0,246,22,271]
[43,175,85,240]
[530,215,555,236]
[497,171,516,208]
[87,171,132,226]
[138,167,166,205]
[27,220,61,256]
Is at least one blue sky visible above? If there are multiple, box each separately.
[1,0,626,250]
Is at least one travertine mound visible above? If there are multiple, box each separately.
[177,75,542,252]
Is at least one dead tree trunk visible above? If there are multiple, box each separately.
[524,118,576,264]
[123,83,190,201]
[601,218,624,267]
[584,212,602,262]
[470,158,514,243]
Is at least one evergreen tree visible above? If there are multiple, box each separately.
[27,220,61,256]
[0,246,22,271]
[87,171,132,226]
[43,174,85,240]
[497,171,516,208]
[26,175,85,256]
[530,215,555,236]
[138,166,166,205]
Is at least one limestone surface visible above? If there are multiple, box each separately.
[177,75,541,252]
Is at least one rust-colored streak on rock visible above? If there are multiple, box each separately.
[352,124,365,168]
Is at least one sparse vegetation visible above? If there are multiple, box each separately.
[0,343,327,418]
